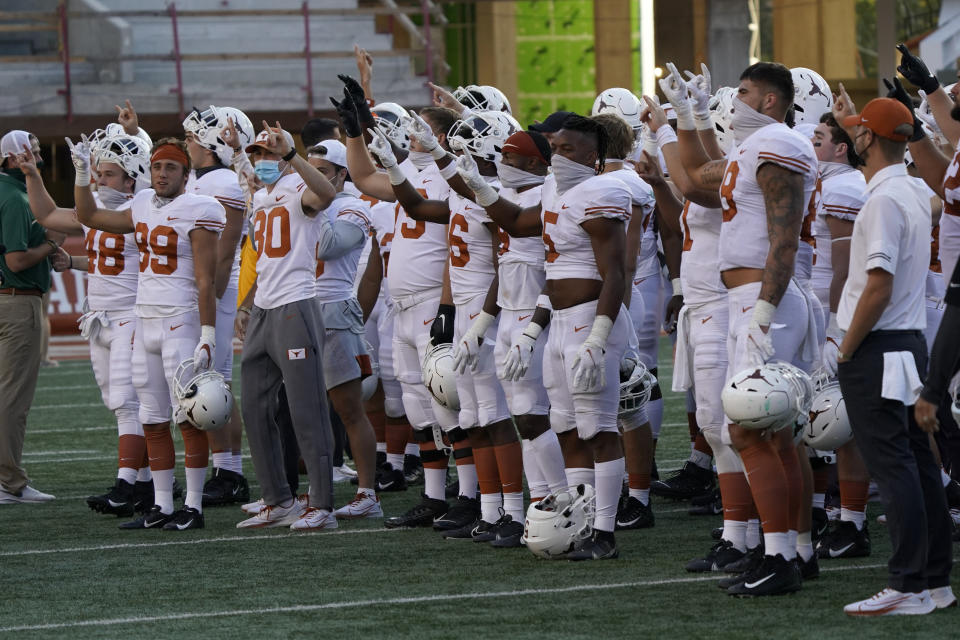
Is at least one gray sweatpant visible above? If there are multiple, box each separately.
[241,296,334,510]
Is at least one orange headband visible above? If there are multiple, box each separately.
[150,144,189,167]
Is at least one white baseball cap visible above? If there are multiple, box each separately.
[1,130,34,159]
[307,139,347,168]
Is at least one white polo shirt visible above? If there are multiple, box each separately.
[837,163,931,332]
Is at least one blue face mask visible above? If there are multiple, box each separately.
[254,160,282,184]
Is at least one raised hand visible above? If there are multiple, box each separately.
[220,117,241,151]
[684,63,712,114]
[367,127,397,169]
[259,120,292,157]
[428,82,464,113]
[14,144,40,178]
[65,134,93,186]
[115,99,140,135]
[455,152,485,192]
[407,111,439,151]
[330,89,362,138]
[896,43,939,94]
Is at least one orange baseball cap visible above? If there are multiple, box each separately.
[842,98,913,142]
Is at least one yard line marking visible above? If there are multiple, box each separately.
[30,426,114,434]
[27,453,254,464]
[31,402,107,410]
[0,562,896,633]
[35,384,100,392]
[21,449,99,456]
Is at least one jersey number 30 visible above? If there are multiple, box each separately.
[253,206,292,258]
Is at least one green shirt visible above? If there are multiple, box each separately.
[0,172,51,292]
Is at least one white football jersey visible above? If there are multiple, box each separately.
[544,173,632,281]
[615,167,659,279]
[315,192,372,303]
[250,173,321,309]
[448,187,498,305]
[811,164,866,287]
[497,184,544,268]
[84,191,139,311]
[497,184,546,310]
[387,163,450,301]
[188,167,245,286]
[679,201,726,305]
[355,198,396,290]
[130,189,226,315]
[718,122,819,271]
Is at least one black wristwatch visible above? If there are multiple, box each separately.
[282,148,297,162]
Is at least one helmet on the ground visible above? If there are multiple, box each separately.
[174,358,234,431]
[722,361,814,431]
[803,371,853,450]
[422,344,459,410]
[523,483,596,558]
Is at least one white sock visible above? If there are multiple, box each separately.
[530,429,568,493]
[628,488,650,505]
[212,451,230,470]
[231,452,243,475]
[152,468,174,514]
[797,531,813,561]
[117,467,137,485]
[137,466,152,482]
[424,467,446,501]
[689,449,712,470]
[746,518,761,549]
[593,458,625,533]
[722,519,747,552]
[386,453,404,470]
[503,491,524,522]
[942,468,952,487]
[358,487,376,498]
[405,442,420,457]
[648,397,663,439]
[521,439,549,499]
[185,466,206,512]
[812,492,825,510]
[841,507,866,530]
[480,492,502,524]
[376,442,387,453]
[456,463,478,499]
[763,531,794,559]
[565,467,595,490]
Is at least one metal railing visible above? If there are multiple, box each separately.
[0,1,448,122]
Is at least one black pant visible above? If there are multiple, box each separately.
[838,330,952,593]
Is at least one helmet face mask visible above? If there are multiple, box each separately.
[447,111,519,163]
[619,361,657,415]
[182,105,254,166]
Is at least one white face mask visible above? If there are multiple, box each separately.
[96,185,132,209]
[495,161,545,189]
[407,150,434,170]
[731,97,778,145]
[551,154,596,194]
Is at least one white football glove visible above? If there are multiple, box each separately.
[407,111,440,154]
[367,127,397,169]
[502,323,542,381]
[193,325,216,371]
[454,152,499,208]
[916,90,941,134]
[658,62,694,130]
[571,316,613,392]
[451,311,494,374]
[684,64,712,115]
[821,313,844,377]
[744,320,775,366]
[65,134,92,186]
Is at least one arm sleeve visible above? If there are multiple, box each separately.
[316,218,367,260]
[921,258,960,403]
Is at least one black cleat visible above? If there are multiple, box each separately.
[403,454,424,485]
[726,553,802,597]
[132,480,154,514]
[718,546,764,588]
[567,530,619,561]
[797,553,819,580]
[432,495,480,531]
[441,518,480,539]
[651,462,716,500]
[817,520,871,559]
[86,479,135,517]
[202,468,249,506]
[688,488,723,516]
[615,496,655,530]
[812,507,829,544]
[376,463,408,492]
[384,495,449,528]
[490,515,525,548]
[711,526,723,540]
[162,506,205,531]
[470,519,500,542]
[686,539,745,573]
[119,504,174,530]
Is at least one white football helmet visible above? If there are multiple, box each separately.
[803,372,853,450]
[790,67,833,127]
[422,344,460,411]
[361,339,380,403]
[183,105,255,166]
[619,360,657,415]
[93,133,151,192]
[371,102,412,150]
[722,361,814,431]
[709,86,736,153]
[174,358,234,431]
[453,84,510,113]
[523,484,596,559]
[447,111,520,163]
[592,87,643,131]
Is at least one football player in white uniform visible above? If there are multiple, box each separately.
[673,62,819,594]
[20,131,152,516]
[183,105,253,506]
[73,137,226,531]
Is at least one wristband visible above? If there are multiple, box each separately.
[429,146,447,161]
[588,315,614,343]
[655,126,678,148]
[74,167,90,187]
[46,239,59,253]
[200,325,216,342]
[282,148,297,162]
[752,300,777,327]
[522,321,543,340]
[386,164,407,186]
[474,183,499,208]
[439,160,458,180]
[693,111,714,131]
[68,255,73,269]
[238,306,251,315]
[471,311,496,336]
[671,278,682,297]
[536,294,552,311]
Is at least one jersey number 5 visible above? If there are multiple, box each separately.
[542,210,560,263]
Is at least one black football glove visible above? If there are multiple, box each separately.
[329,88,362,138]
[430,304,455,346]
[896,43,940,94]
[338,73,376,131]
[883,77,926,142]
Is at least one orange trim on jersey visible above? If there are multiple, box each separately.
[757,151,811,174]
[337,208,371,228]
[584,206,629,218]
[822,204,860,214]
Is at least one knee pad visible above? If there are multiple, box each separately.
[703,428,742,475]
[618,410,647,432]
[401,386,434,429]
[384,396,405,419]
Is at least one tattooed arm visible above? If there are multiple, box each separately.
[682,158,728,193]
[756,163,805,306]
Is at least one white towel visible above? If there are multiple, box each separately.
[76,298,110,342]
[671,306,693,393]
[881,351,923,406]
[798,283,821,367]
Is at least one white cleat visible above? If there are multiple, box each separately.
[290,507,339,530]
[0,485,55,504]
[236,500,304,528]
[241,498,264,515]
[844,588,936,617]
[930,586,958,609]
[334,492,383,519]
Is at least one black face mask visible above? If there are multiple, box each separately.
[951,104,960,123]
[3,167,26,184]
[35,159,44,170]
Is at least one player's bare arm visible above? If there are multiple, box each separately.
[191,228,220,327]
[214,204,244,299]
[357,238,383,322]
[757,163,805,306]
[585,217,626,320]
[481,222,503,316]
[17,145,82,235]
[69,136,135,234]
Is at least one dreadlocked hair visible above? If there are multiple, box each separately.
[559,114,608,174]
